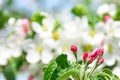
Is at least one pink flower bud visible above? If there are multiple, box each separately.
[104,15,111,22]
[23,27,29,34]
[70,45,78,53]
[83,52,88,60]
[100,39,105,46]
[28,74,34,80]
[22,18,30,28]
[87,57,94,63]
[22,18,30,34]
[98,58,104,64]
[90,48,99,59]
[99,48,104,56]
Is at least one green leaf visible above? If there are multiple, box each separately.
[6,0,13,6]
[93,69,113,80]
[56,68,79,80]
[71,4,88,17]
[56,54,70,69]
[44,54,80,80]
[31,11,46,25]
[3,65,16,80]
[114,9,120,20]
[113,75,120,80]
[53,20,61,32]
[93,73,111,80]
[0,11,10,29]
[44,60,57,80]
[102,68,113,77]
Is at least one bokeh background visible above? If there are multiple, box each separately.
[0,0,120,80]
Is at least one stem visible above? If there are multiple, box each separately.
[87,56,101,78]
[82,63,88,80]
[87,60,98,78]
[69,76,74,80]
[78,73,81,80]
[88,65,97,77]
[73,52,77,62]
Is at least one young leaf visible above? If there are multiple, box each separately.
[44,60,57,80]
[3,65,16,80]
[56,68,79,80]
[113,75,120,80]
[102,68,113,77]
[31,11,46,25]
[71,4,88,17]
[56,54,69,69]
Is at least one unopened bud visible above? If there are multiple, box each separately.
[87,57,94,63]
[83,52,88,60]
[70,45,78,53]
[104,15,111,22]
[98,57,104,64]
[99,48,104,56]
[90,48,99,59]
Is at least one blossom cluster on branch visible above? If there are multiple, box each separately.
[0,3,120,80]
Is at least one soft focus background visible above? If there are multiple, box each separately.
[1,0,120,80]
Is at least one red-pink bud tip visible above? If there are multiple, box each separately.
[104,15,111,22]
[98,58,104,64]
[22,18,30,34]
[99,48,104,56]
[90,48,99,58]
[70,45,78,53]
[28,74,34,80]
[83,52,88,60]
[87,57,94,63]
[22,18,30,28]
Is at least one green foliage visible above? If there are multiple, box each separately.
[31,11,46,25]
[44,61,57,80]
[6,0,13,6]
[92,68,120,80]
[2,52,27,80]
[53,20,61,32]
[71,4,88,17]
[44,54,120,80]
[44,54,81,80]
[0,11,10,29]
[3,65,16,80]
[56,54,69,69]
[114,9,120,20]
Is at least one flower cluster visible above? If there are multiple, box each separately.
[71,45,104,64]
[44,45,119,80]
[71,45,104,72]
[0,3,120,80]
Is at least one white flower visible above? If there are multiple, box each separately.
[0,58,7,66]
[42,15,55,31]
[8,17,16,25]
[11,48,22,58]
[113,67,120,78]
[31,22,42,33]
[96,20,120,38]
[42,38,59,50]
[31,14,55,34]
[91,33,105,46]
[26,50,40,64]
[41,50,53,64]
[22,39,36,52]
[97,4,116,17]
[0,46,12,65]
[97,4,109,16]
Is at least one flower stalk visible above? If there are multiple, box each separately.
[70,46,105,79]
